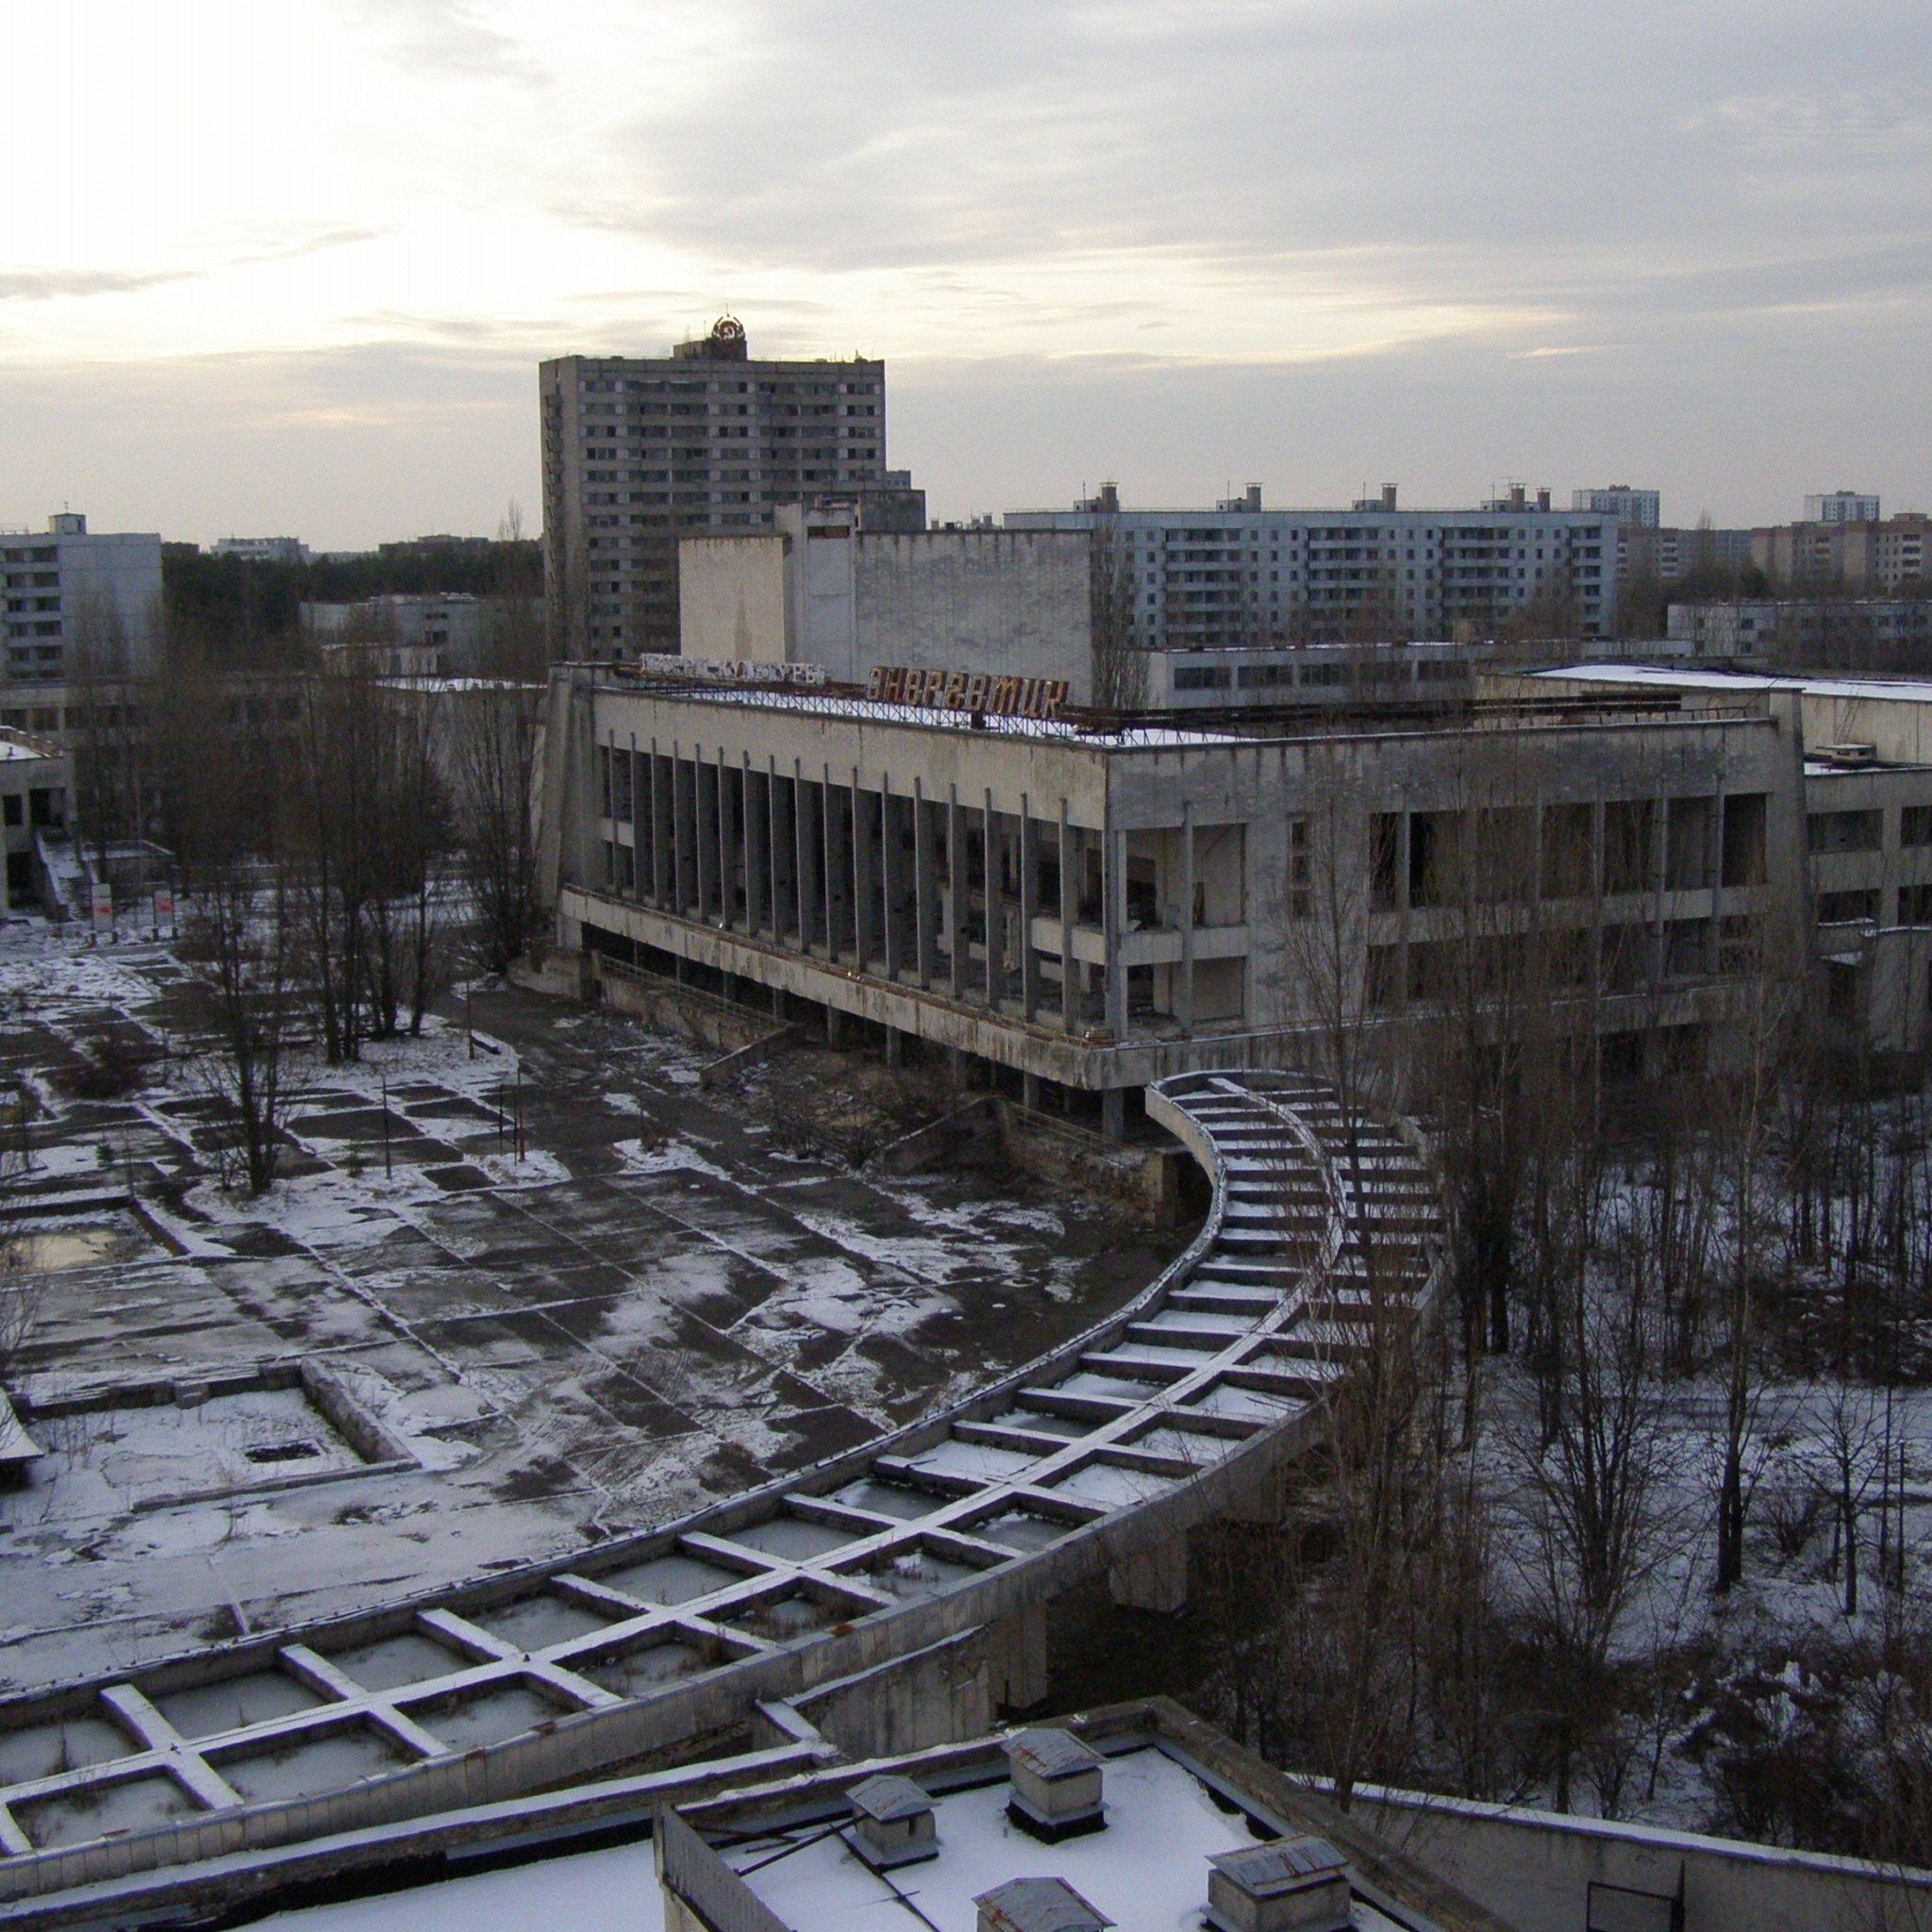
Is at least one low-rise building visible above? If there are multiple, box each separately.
[535,661,1804,1130]
[1,513,161,686]
[658,1707,1501,1932]
[1666,598,1932,666]
[0,729,69,913]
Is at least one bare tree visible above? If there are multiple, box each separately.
[180,862,297,1195]
[1502,1215,1684,1811]
[453,682,545,974]
[1089,510,1147,709]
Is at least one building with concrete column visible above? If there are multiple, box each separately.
[535,663,1807,1132]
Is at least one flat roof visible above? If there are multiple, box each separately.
[727,1747,1405,1932]
[1532,662,1932,705]
[588,677,1766,752]
[589,681,1251,748]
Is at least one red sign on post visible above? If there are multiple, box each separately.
[91,884,115,933]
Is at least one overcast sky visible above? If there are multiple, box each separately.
[6,0,1930,546]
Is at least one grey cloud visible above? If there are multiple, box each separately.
[554,0,1932,334]
[0,268,198,302]
[0,228,380,305]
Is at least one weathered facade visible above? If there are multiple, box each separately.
[537,666,1806,1127]
[1515,662,1932,1058]
[679,505,1092,700]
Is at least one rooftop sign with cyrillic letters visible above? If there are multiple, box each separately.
[865,666,1070,719]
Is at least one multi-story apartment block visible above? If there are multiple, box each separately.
[1574,484,1661,528]
[1005,483,1618,646]
[1620,524,1755,583]
[540,317,900,660]
[1806,491,1881,525]
[1,514,162,686]
[1754,512,1932,592]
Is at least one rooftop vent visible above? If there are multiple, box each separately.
[848,1773,937,1870]
[1207,1836,1351,1932]
[1814,742,1878,764]
[976,1875,1113,1932]
[1004,1727,1106,1842]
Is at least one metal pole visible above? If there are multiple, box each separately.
[467,989,475,1059]
[514,1066,524,1162]
[380,1072,391,1180]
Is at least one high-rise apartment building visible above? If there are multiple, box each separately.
[540,317,901,658]
[2,513,161,685]
[1006,483,1617,645]
[1806,491,1881,525]
[1573,485,1660,529]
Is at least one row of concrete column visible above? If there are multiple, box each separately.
[598,740,1129,1036]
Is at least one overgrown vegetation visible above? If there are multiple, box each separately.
[1179,739,1932,1858]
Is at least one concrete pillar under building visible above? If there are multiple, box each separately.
[1019,797,1040,1020]
[913,779,937,988]
[1059,803,1078,1034]
[884,1026,904,1069]
[1101,1087,1125,1140]
[947,788,966,998]
[1104,827,1127,1039]
[1022,1072,1041,1111]
[852,770,875,969]
[983,791,1004,1010]
[1108,1530,1188,1613]
[1179,800,1195,1035]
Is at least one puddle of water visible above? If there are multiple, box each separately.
[3,1227,122,1273]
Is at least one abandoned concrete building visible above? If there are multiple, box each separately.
[534,663,1807,1131]
[1508,662,1932,1059]
[679,503,1094,700]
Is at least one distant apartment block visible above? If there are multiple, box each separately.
[210,536,309,564]
[1755,512,1931,592]
[2,514,161,686]
[1006,482,1618,645]
[1806,491,1881,525]
[1620,523,1756,582]
[541,316,906,659]
[1573,484,1660,528]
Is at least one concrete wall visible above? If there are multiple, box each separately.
[1338,1784,1932,1932]
[679,536,788,663]
[850,528,1091,703]
[765,509,1091,699]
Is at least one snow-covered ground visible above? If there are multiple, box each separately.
[0,924,1177,1692]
